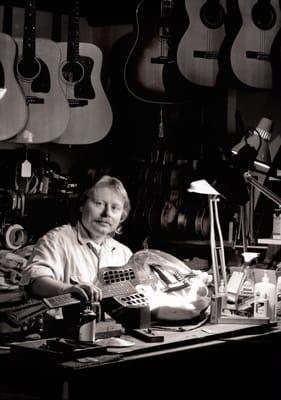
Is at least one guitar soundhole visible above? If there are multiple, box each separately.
[200,3,225,29]
[62,61,84,84]
[252,3,276,30]
[17,57,41,80]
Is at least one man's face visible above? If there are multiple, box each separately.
[81,186,125,241]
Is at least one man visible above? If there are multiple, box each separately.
[22,175,132,302]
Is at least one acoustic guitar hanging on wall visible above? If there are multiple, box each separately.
[54,0,113,145]
[176,0,227,87]
[11,0,70,143]
[0,4,28,141]
[124,0,187,104]
[230,0,281,89]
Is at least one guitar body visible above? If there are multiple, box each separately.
[124,0,187,103]
[126,35,166,98]
[131,249,210,321]
[55,42,113,145]
[230,0,281,89]
[177,0,226,87]
[0,33,28,140]
[12,38,70,143]
[98,250,210,323]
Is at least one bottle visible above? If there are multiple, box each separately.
[241,267,255,297]
[254,272,276,321]
[218,278,227,310]
[254,291,269,318]
[273,209,281,239]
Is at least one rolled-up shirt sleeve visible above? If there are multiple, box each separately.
[22,230,66,286]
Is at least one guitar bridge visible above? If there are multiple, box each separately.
[150,56,174,64]
[193,50,218,59]
[68,99,88,107]
[26,96,44,104]
[246,51,270,61]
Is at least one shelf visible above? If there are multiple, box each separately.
[258,238,281,245]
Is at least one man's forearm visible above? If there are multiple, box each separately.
[30,277,72,298]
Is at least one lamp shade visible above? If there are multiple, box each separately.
[231,117,272,164]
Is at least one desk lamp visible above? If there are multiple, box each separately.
[188,180,227,295]
[231,117,273,248]
[231,117,272,174]
[187,118,279,322]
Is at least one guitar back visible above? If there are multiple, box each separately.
[230,0,281,89]
[177,0,227,87]
[55,42,113,145]
[0,33,28,140]
[12,38,70,143]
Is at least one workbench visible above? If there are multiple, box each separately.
[0,320,279,400]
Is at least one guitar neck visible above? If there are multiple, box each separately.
[23,0,37,60]
[67,0,80,61]
[161,0,174,14]
[101,281,137,299]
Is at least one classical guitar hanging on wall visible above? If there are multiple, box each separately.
[0,4,28,141]
[54,0,113,145]
[176,0,227,87]
[11,0,70,143]
[124,0,187,103]
[230,0,281,89]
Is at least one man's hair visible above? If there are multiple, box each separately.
[81,175,131,221]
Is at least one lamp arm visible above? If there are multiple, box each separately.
[244,172,281,207]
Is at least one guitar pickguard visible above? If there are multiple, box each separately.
[31,59,51,93]
[61,57,95,100]
[74,56,95,99]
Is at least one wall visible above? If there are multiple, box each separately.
[1,1,281,253]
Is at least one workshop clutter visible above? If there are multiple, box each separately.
[0,247,33,291]
[215,266,281,323]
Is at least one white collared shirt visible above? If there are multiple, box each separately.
[22,221,133,286]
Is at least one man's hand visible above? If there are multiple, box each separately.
[68,283,102,302]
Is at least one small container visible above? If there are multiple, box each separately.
[273,208,281,239]
[254,272,276,321]
[79,307,97,342]
[254,291,269,318]
[218,279,227,310]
